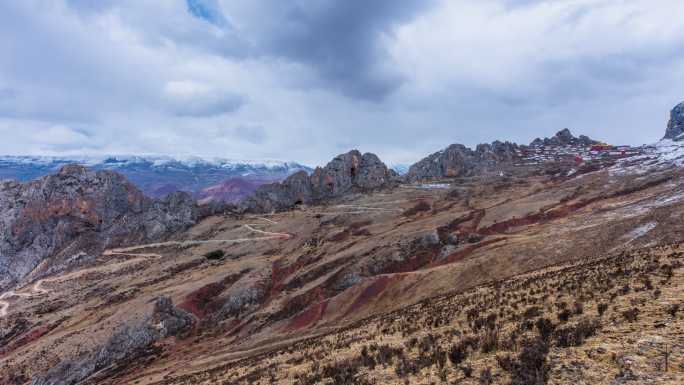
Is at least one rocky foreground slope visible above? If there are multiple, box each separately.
[1,104,684,384]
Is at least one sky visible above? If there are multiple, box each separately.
[1,0,684,166]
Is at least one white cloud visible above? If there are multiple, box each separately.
[0,0,683,166]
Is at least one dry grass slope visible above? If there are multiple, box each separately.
[157,244,684,385]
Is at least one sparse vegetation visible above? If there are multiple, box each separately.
[173,243,684,385]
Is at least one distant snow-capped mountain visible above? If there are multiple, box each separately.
[0,155,312,200]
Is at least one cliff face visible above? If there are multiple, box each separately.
[664,101,684,141]
[0,165,205,289]
[239,150,395,213]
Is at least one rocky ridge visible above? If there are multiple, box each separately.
[406,129,599,182]
[529,128,598,147]
[0,165,216,290]
[239,150,396,213]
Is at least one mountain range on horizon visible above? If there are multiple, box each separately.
[0,126,625,204]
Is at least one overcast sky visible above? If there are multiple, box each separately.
[1,0,683,166]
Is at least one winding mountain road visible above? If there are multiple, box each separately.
[0,218,290,318]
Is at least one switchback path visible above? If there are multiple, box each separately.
[0,218,289,318]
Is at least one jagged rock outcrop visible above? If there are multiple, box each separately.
[664,101,684,141]
[31,297,193,385]
[0,165,209,290]
[407,129,599,182]
[530,128,598,147]
[240,150,394,213]
[406,141,520,182]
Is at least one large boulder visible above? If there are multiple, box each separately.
[664,101,684,141]
[0,165,205,290]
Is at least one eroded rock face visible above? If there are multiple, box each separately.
[406,141,519,182]
[530,128,598,147]
[0,165,205,289]
[407,129,600,182]
[240,150,394,213]
[664,101,684,141]
[31,297,194,385]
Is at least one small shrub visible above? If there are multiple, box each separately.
[553,317,600,347]
[479,367,493,385]
[480,329,499,353]
[448,342,467,366]
[507,337,549,385]
[622,307,639,322]
[535,317,555,341]
[597,303,608,317]
[667,304,680,318]
[619,284,630,295]
[643,278,653,290]
[573,301,584,315]
[496,354,514,372]
[523,306,541,319]
[557,309,571,322]
[204,249,226,260]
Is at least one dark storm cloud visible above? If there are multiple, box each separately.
[221,0,437,101]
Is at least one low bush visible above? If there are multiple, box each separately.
[507,337,549,385]
[597,303,608,317]
[204,249,226,260]
[622,308,639,322]
[553,317,600,347]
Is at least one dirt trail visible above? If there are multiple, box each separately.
[0,218,289,318]
[312,204,405,216]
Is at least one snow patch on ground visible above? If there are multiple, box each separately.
[621,221,657,243]
[610,140,684,176]
[417,183,452,190]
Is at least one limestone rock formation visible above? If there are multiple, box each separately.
[240,150,394,213]
[0,165,209,290]
[664,101,684,141]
